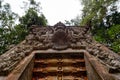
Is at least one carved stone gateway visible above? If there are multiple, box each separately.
[0,22,120,80]
[29,22,87,50]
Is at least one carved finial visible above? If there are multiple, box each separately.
[54,22,66,27]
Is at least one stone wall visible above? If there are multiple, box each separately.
[85,52,102,80]
[6,53,34,80]
[0,22,120,78]
[18,55,34,80]
[84,51,116,80]
[0,40,33,76]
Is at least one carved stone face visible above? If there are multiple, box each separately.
[52,27,69,50]
[52,29,67,45]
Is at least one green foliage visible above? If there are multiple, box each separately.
[0,2,18,29]
[19,9,47,28]
[80,0,118,26]
[20,0,47,28]
[111,40,120,52]
[93,19,120,53]
[0,0,47,54]
[107,25,120,39]
[106,11,120,26]
[13,25,28,43]
[81,0,120,53]
[0,1,19,54]
[0,26,28,54]
[106,25,120,52]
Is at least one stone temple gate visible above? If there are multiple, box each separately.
[0,22,120,80]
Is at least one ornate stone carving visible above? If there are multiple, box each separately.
[0,22,120,76]
[29,22,87,50]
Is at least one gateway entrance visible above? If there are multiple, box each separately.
[32,51,88,80]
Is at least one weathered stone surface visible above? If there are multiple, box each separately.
[86,42,120,73]
[0,43,33,75]
[0,22,120,76]
[25,23,120,74]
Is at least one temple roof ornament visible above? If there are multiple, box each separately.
[29,22,87,50]
[0,22,120,77]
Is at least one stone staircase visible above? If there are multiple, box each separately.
[32,52,88,80]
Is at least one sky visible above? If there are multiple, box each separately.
[4,0,83,25]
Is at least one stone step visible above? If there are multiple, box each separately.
[35,52,84,59]
[33,67,86,72]
[32,52,87,80]
[32,71,87,78]
[34,59,85,63]
[32,76,88,80]
[34,63,85,68]
[34,59,85,68]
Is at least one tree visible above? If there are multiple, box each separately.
[80,0,118,26]
[0,0,18,29]
[0,0,47,54]
[81,0,120,53]
[19,0,47,29]
[0,0,19,54]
